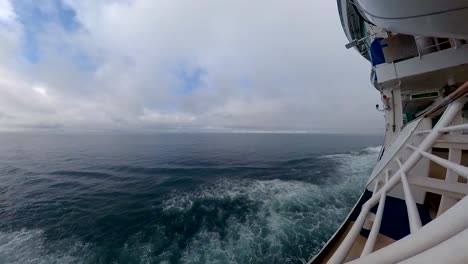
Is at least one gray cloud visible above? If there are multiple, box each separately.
[0,0,383,133]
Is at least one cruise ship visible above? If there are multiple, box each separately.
[310,1,468,263]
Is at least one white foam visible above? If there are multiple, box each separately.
[364,146,383,153]
[320,146,382,160]
[159,145,379,263]
[0,229,88,264]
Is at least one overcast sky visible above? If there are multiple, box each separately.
[0,0,382,133]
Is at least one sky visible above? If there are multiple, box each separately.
[0,0,382,134]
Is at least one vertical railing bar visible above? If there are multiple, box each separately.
[372,180,380,196]
[437,113,463,217]
[396,155,422,232]
[327,205,371,264]
[385,169,390,183]
[396,157,403,168]
[361,191,387,256]
[401,171,423,233]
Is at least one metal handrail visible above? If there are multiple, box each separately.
[360,190,386,256]
[414,36,454,59]
[400,171,422,233]
[327,98,467,263]
[347,195,468,264]
[418,40,451,51]
[407,144,468,180]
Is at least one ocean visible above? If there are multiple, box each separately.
[0,133,382,264]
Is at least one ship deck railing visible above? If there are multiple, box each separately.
[326,83,468,263]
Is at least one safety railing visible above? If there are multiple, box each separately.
[327,96,468,264]
[414,36,452,59]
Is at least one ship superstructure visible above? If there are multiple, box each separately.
[310,1,468,263]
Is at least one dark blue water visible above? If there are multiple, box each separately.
[0,133,382,264]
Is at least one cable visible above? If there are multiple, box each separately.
[348,0,468,20]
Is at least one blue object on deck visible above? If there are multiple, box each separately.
[370,38,385,66]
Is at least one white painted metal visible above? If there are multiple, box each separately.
[409,99,464,153]
[361,191,386,257]
[375,44,468,85]
[327,2,468,263]
[398,228,468,263]
[437,134,468,143]
[327,99,466,263]
[367,119,421,186]
[438,114,464,217]
[433,138,468,149]
[434,133,468,146]
[408,177,468,198]
[396,157,403,168]
[307,192,369,264]
[346,195,468,264]
[413,130,430,135]
[400,172,422,233]
[327,205,371,264]
[439,123,468,133]
[355,0,468,39]
[372,180,379,196]
[413,148,468,180]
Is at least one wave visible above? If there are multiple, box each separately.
[319,145,382,159]
[142,146,378,263]
[0,229,89,264]
[363,146,382,154]
[0,145,380,264]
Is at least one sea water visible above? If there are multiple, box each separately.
[0,133,382,264]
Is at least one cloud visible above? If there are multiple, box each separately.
[0,0,382,133]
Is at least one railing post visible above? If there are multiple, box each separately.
[438,113,463,217]
[417,151,468,180]
[401,172,422,233]
[327,205,371,264]
[346,196,468,264]
[372,180,379,196]
[361,191,387,256]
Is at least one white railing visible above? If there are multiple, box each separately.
[327,97,468,264]
[360,188,385,256]
[347,195,468,264]
[414,36,453,59]
[400,170,422,233]
[407,144,468,180]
